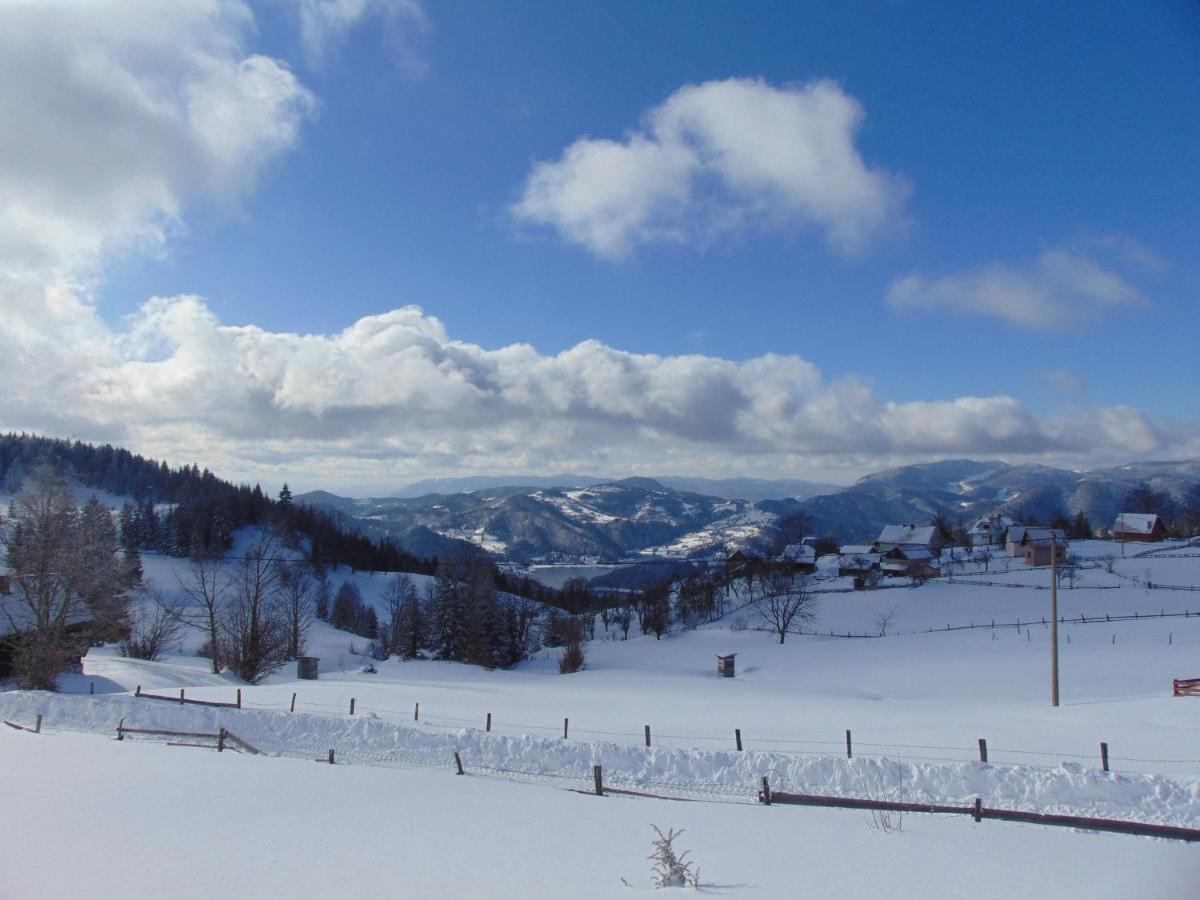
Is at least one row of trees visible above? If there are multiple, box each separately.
[0,433,433,574]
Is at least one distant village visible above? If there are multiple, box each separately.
[826,511,1171,585]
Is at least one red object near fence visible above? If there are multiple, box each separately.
[1173,678,1200,696]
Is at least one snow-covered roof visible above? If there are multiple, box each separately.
[780,543,816,563]
[886,546,936,561]
[1113,513,1160,535]
[876,524,938,546]
[839,544,874,555]
[1006,526,1030,543]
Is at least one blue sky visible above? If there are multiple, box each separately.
[2,1,1198,492]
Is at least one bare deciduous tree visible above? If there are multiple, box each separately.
[223,531,288,683]
[178,553,227,673]
[751,566,818,644]
[278,560,315,660]
[120,589,184,661]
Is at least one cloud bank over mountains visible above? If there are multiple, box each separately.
[6,297,1193,489]
[0,1,1192,490]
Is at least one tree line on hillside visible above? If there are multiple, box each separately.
[0,433,579,612]
[0,433,432,574]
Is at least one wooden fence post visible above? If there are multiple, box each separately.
[180,688,185,704]
[117,718,124,741]
[486,712,492,732]
[236,689,242,709]
[594,764,604,796]
[89,681,95,695]
[328,749,335,765]
[455,752,464,775]
[218,728,226,752]
[761,776,772,806]
[34,714,42,734]
[1101,742,1110,772]
[135,685,141,697]
[563,718,569,740]
[414,702,419,722]
[845,729,852,759]
[290,692,297,713]
[973,797,982,823]
[644,725,651,747]
[735,728,743,751]
[978,738,988,763]
[349,698,356,715]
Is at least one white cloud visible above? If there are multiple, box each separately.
[886,248,1146,329]
[0,0,315,289]
[297,0,429,72]
[3,297,1194,490]
[513,78,910,260]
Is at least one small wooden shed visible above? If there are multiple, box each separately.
[297,656,320,680]
[716,653,736,678]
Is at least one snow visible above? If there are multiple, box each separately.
[4,535,1200,895]
[3,727,1195,899]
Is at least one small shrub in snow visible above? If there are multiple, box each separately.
[648,825,699,889]
[558,640,585,674]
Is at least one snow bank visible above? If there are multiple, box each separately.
[4,691,1197,830]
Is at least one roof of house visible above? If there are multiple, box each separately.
[970,514,1013,532]
[1113,513,1161,534]
[1020,528,1066,546]
[779,543,816,563]
[885,546,936,562]
[876,524,938,546]
[1006,525,1029,543]
[839,544,875,555]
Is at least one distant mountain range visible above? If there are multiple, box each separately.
[300,458,1200,562]
[795,458,1200,542]
[391,474,839,503]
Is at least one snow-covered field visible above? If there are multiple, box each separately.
[3,538,1200,897]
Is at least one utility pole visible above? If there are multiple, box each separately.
[1050,535,1060,707]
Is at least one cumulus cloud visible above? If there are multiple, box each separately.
[0,0,315,289]
[886,248,1147,329]
[512,78,910,260]
[3,297,1195,490]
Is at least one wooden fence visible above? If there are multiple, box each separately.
[759,786,1200,843]
[115,719,259,754]
[134,685,242,709]
[1173,677,1200,697]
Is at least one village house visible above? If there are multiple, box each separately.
[1111,513,1168,543]
[1004,525,1031,557]
[778,543,817,573]
[1019,528,1067,566]
[838,545,881,577]
[874,523,942,554]
[881,546,940,579]
[968,513,1013,547]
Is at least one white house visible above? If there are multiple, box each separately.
[968,514,1013,547]
[875,524,941,553]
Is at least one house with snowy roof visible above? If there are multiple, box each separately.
[838,545,881,576]
[778,543,817,573]
[1019,528,1067,566]
[881,546,940,579]
[1112,513,1167,542]
[875,523,941,553]
[968,514,1013,547]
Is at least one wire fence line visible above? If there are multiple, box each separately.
[99,689,1200,775]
